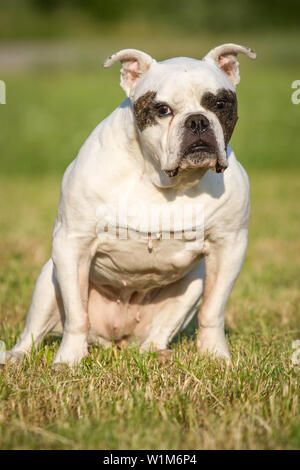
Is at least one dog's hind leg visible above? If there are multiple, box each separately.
[138,261,205,353]
[7,258,63,362]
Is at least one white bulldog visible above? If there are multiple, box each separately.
[8,43,256,365]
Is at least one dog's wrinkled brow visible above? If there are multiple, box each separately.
[133,91,159,132]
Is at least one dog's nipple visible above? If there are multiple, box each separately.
[136,310,141,323]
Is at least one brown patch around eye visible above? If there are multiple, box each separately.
[133,91,159,132]
[201,88,238,145]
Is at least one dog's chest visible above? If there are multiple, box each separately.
[90,235,203,290]
[89,193,206,289]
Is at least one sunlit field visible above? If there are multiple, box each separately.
[0,32,299,449]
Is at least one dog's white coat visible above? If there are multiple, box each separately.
[8,44,256,365]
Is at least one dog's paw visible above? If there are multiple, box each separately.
[52,337,88,367]
[50,362,71,371]
[197,328,231,363]
[52,351,88,367]
[52,330,88,367]
[5,349,26,364]
[156,349,174,363]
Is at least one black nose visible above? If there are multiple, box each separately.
[185,113,210,134]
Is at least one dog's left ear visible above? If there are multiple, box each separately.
[203,43,257,86]
[103,49,155,97]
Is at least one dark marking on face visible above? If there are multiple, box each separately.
[133,91,158,132]
[201,88,238,145]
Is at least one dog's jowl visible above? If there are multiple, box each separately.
[8,44,256,365]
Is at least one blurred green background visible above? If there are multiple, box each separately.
[0,0,300,450]
[0,0,300,175]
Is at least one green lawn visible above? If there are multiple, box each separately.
[0,37,299,449]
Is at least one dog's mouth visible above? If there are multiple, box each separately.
[164,143,226,178]
[165,168,179,177]
[183,142,213,155]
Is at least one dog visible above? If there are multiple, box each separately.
[8,43,256,365]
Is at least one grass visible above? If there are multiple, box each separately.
[0,36,299,449]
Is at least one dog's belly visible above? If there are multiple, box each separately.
[87,237,203,343]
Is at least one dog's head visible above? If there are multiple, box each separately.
[104,44,256,188]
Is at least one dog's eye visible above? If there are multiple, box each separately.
[157,105,172,117]
[216,100,226,109]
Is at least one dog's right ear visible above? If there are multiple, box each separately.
[103,49,155,98]
[203,43,256,86]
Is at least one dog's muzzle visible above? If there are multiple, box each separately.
[165,113,227,177]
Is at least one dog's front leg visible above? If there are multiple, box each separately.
[51,227,93,366]
[197,229,248,361]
